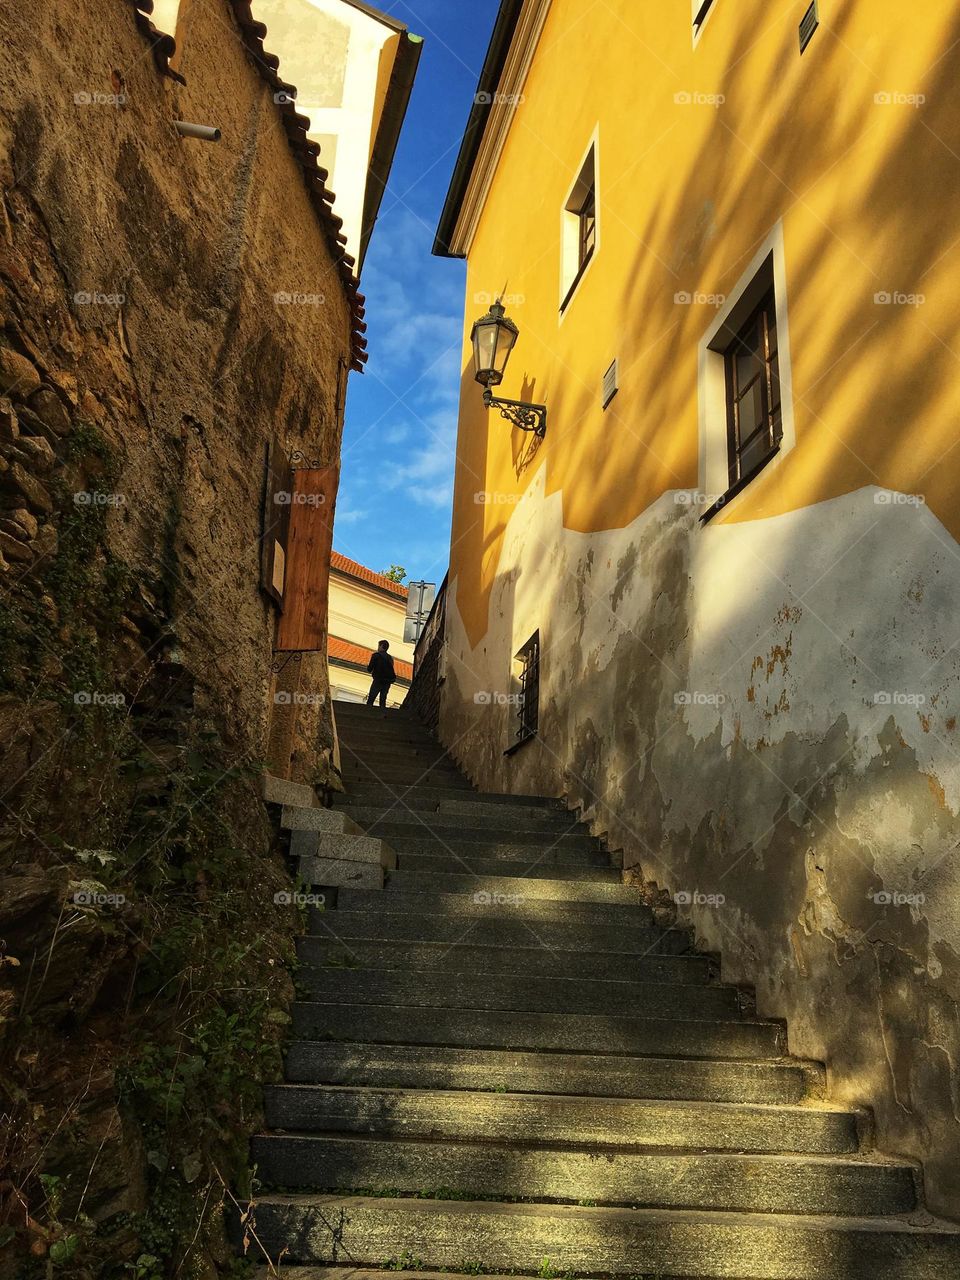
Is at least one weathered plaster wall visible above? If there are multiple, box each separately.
[438,470,960,1218]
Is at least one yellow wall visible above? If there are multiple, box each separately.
[449,0,960,646]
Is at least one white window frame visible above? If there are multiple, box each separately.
[697,221,796,518]
[559,128,600,318]
[693,0,718,46]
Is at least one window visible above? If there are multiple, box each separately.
[560,138,598,311]
[692,0,717,38]
[697,225,795,522]
[578,183,597,268]
[723,289,782,488]
[512,631,540,749]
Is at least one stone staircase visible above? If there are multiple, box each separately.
[250,701,960,1278]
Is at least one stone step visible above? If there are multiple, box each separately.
[292,1003,785,1059]
[341,767,472,790]
[308,906,691,953]
[340,748,457,771]
[282,1042,819,1104]
[261,1084,861,1154]
[383,835,610,862]
[252,1135,913,1217]
[337,736,447,757]
[395,852,616,879]
[251,1271,784,1280]
[340,884,648,919]
[340,804,581,832]
[358,824,598,848]
[282,807,363,835]
[294,967,741,1020]
[247,1196,960,1276]
[263,774,319,809]
[382,870,633,902]
[339,784,563,810]
[333,703,419,719]
[295,936,712,983]
[340,753,466,774]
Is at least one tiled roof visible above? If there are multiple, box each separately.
[328,635,413,682]
[125,0,368,370]
[331,551,408,600]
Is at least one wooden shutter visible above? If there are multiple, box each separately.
[261,435,293,608]
[275,465,339,652]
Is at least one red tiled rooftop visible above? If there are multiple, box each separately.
[331,551,408,599]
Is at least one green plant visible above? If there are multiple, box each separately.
[383,1250,423,1271]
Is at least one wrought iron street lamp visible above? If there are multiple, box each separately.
[470,299,547,437]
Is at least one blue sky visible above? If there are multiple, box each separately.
[333,1,498,585]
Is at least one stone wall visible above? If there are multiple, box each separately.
[0,0,358,1270]
[436,469,960,1222]
[406,578,446,731]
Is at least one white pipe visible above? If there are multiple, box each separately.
[175,121,221,142]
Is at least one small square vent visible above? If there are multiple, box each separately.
[602,358,619,409]
[799,1,819,53]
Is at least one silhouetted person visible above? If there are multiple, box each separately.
[366,640,396,708]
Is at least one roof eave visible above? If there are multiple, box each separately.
[432,0,524,259]
[359,31,423,271]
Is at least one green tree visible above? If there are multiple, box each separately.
[382,564,406,583]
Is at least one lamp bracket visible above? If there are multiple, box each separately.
[483,389,547,438]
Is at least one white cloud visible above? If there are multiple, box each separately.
[385,408,457,510]
[335,507,367,526]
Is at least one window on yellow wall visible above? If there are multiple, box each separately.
[693,0,718,39]
[560,141,598,313]
[698,237,796,523]
[722,287,782,488]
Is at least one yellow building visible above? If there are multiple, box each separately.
[431,0,960,1218]
[327,552,414,705]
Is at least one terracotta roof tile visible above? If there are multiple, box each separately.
[331,551,408,599]
[328,635,412,682]
[125,0,369,370]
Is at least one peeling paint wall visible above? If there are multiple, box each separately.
[438,473,960,1217]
